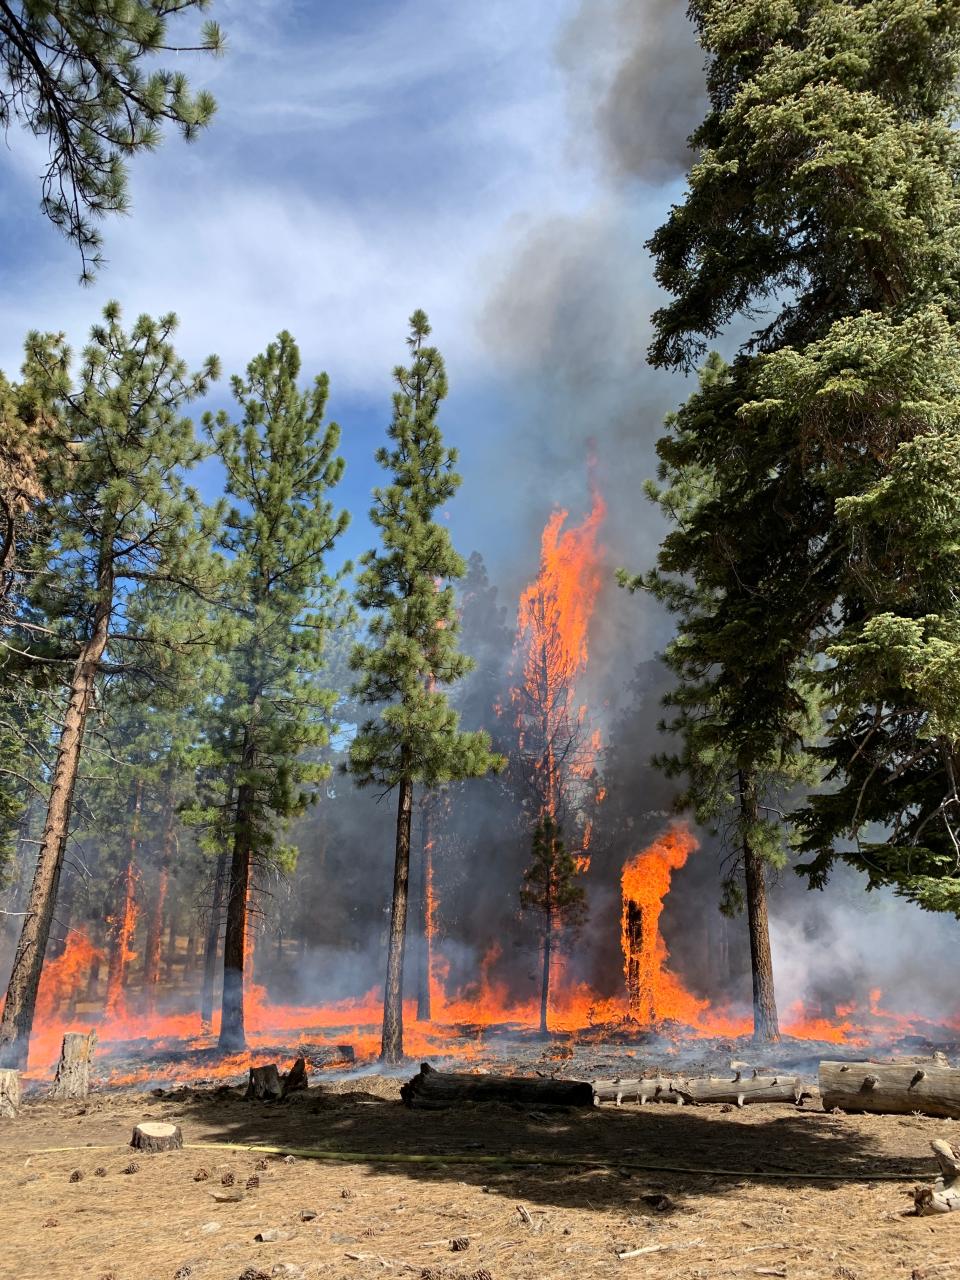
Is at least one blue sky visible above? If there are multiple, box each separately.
[0,0,702,643]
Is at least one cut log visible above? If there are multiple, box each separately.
[401,1062,594,1109]
[593,1072,812,1107]
[245,1063,283,1101]
[281,1056,308,1097]
[676,1073,812,1107]
[130,1121,183,1153]
[915,1139,960,1215]
[592,1076,681,1106]
[820,1060,960,1119]
[0,1069,20,1118]
[50,1030,97,1100]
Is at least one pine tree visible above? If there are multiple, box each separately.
[349,310,502,1064]
[202,331,350,1052]
[627,0,960,984]
[520,813,586,1035]
[0,302,219,1068]
[0,1,224,278]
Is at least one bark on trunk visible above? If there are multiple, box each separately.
[0,547,113,1070]
[200,848,229,1033]
[819,1060,960,1119]
[539,903,553,1035]
[401,1061,593,1109]
[219,727,257,1053]
[0,1069,20,1117]
[50,1030,97,1100]
[381,773,413,1064]
[739,772,780,1044]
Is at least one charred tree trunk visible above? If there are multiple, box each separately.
[739,772,780,1044]
[200,848,229,1033]
[143,770,176,1009]
[539,900,553,1035]
[0,546,113,1070]
[219,726,257,1053]
[415,796,433,1022]
[381,770,413,1064]
[402,1061,593,1109]
[105,782,142,1020]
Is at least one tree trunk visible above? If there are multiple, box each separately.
[164,897,181,979]
[381,773,413,1064]
[200,848,229,1033]
[105,781,142,1021]
[0,1069,20,1117]
[401,1061,593,1109]
[143,769,176,1009]
[0,549,112,1070]
[219,725,257,1053]
[415,796,433,1022]
[539,903,553,1035]
[739,772,780,1043]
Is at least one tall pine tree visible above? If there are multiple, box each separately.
[349,310,502,1064]
[0,303,218,1068]
[203,331,349,1052]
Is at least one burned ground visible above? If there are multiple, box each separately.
[1,1077,958,1280]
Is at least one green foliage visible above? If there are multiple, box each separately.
[201,331,350,872]
[348,311,502,791]
[0,0,224,278]
[633,0,960,917]
[520,812,586,935]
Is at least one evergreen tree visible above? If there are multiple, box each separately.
[0,1,224,278]
[348,310,502,1064]
[202,331,349,1052]
[520,812,586,1035]
[0,302,218,1068]
[626,0,960,1000]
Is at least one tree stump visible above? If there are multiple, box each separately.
[915,1139,960,1214]
[400,1062,594,1109]
[820,1060,960,1119]
[50,1030,97,1100]
[245,1064,283,1101]
[281,1057,308,1097]
[0,1069,20,1118]
[130,1121,183,1153]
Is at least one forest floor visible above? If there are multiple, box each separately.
[2,1073,959,1280]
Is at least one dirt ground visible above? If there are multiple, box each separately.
[1,1075,958,1280]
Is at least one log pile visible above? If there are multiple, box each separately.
[401,1062,594,1109]
[50,1030,97,1100]
[0,1069,20,1118]
[593,1070,812,1107]
[820,1059,960,1119]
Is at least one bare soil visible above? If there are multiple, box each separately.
[1,1076,958,1280]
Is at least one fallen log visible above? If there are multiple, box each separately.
[593,1072,812,1107]
[401,1062,594,1109]
[0,1069,20,1118]
[592,1076,681,1105]
[50,1030,97,1100]
[820,1060,960,1119]
[246,1064,283,1101]
[915,1139,960,1215]
[130,1121,183,1153]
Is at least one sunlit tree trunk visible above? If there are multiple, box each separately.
[381,769,413,1064]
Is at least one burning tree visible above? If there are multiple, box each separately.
[520,813,586,1033]
[349,310,502,1065]
[510,485,605,1024]
[0,304,219,1070]
[202,331,350,1053]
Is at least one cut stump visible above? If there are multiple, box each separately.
[130,1121,183,1153]
[401,1061,594,1109]
[0,1069,20,1118]
[915,1139,960,1215]
[281,1057,308,1097]
[820,1060,960,1119]
[50,1030,97,1100]
[246,1064,283,1101]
